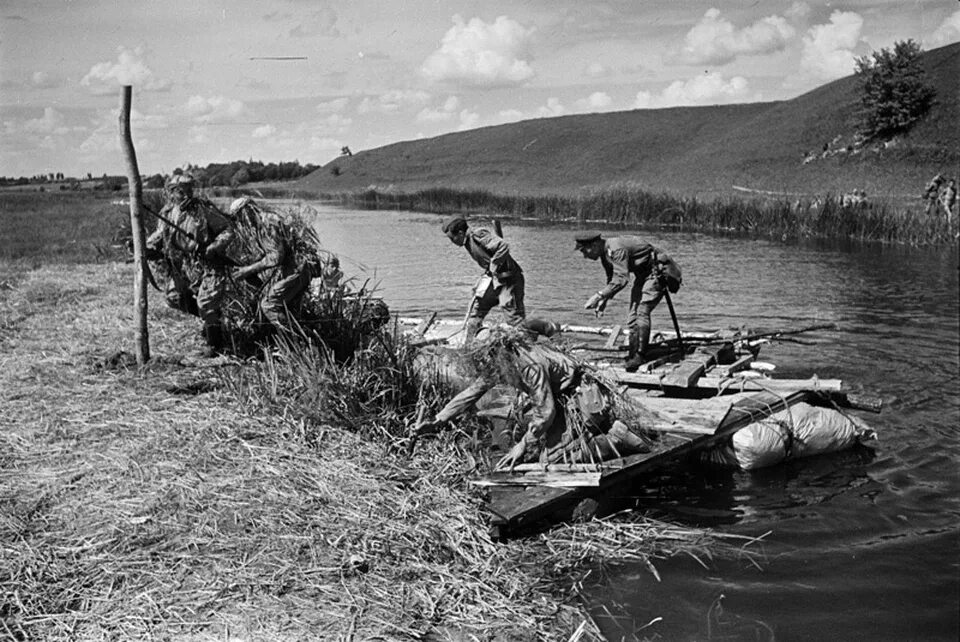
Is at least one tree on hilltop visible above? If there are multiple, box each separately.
[855,39,936,143]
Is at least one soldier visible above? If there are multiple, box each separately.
[146,177,198,317]
[413,327,649,469]
[441,216,525,342]
[940,179,957,220]
[923,173,944,216]
[228,196,322,331]
[576,232,682,372]
[320,255,344,292]
[146,174,234,355]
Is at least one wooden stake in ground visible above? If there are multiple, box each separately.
[118,85,150,364]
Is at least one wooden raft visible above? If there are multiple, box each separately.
[480,389,811,534]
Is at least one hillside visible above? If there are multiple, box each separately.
[299,43,959,200]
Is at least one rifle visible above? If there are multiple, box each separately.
[654,263,684,353]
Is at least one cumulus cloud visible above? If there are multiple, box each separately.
[674,8,795,65]
[316,97,349,113]
[421,15,535,87]
[31,71,62,89]
[799,11,863,80]
[252,124,276,138]
[536,97,566,118]
[574,92,613,111]
[23,107,71,135]
[81,47,171,94]
[457,109,480,131]
[416,96,461,123]
[635,72,754,108]
[930,9,960,47]
[184,95,246,124]
[357,89,430,114]
[584,62,610,78]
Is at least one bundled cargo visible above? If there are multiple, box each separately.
[700,402,878,470]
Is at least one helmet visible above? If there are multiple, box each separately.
[229,196,253,216]
[167,174,195,188]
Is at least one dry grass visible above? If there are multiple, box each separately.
[0,261,758,641]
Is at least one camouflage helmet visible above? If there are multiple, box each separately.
[166,174,195,190]
[229,196,254,217]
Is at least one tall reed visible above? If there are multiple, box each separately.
[317,183,957,246]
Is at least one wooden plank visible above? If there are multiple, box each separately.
[660,346,722,388]
[605,367,844,392]
[714,354,755,378]
[471,472,602,488]
[603,325,623,350]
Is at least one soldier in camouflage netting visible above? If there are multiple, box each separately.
[222,197,389,360]
[146,174,235,356]
[226,196,324,331]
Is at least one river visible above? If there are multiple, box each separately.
[307,203,960,642]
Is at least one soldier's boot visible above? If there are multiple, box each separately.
[624,332,646,373]
[200,324,226,358]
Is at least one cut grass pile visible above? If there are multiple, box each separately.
[0,262,761,641]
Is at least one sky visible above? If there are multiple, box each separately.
[1,0,958,178]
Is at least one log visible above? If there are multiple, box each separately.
[118,85,149,365]
[603,325,623,349]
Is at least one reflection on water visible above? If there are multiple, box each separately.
[307,203,960,642]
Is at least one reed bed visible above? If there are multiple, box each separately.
[1,262,759,641]
[321,183,958,246]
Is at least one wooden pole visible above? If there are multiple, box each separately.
[118,85,150,364]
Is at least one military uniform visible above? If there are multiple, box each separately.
[229,197,317,330]
[443,217,525,340]
[149,194,234,351]
[146,203,197,317]
[579,233,682,367]
[433,343,628,463]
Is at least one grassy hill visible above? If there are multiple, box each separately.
[300,43,959,200]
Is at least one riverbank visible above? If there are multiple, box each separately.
[311,184,958,247]
[0,189,757,639]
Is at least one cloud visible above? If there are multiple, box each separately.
[584,62,610,78]
[421,15,535,87]
[31,71,62,89]
[357,89,430,114]
[799,11,863,80]
[416,96,461,123]
[574,92,613,111]
[184,95,246,124]
[76,107,167,155]
[22,107,71,135]
[635,72,754,108]
[252,124,276,138]
[673,8,795,65]
[316,97,349,113]
[81,47,171,94]
[457,109,480,131]
[536,97,566,118]
[930,9,960,47]
[290,6,340,38]
[319,113,352,131]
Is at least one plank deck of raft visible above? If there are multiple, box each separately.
[398,316,882,535]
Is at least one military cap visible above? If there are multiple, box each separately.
[574,231,603,248]
[442,215,468,235]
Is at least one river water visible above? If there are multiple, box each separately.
[307,204,960,642]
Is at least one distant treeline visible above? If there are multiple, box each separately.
[0,160,319,190]
[318,184,957,247]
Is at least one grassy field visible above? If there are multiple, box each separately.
[300,43,959,202]
[0,191,758,641]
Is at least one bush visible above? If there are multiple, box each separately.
[855,39,936,142]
